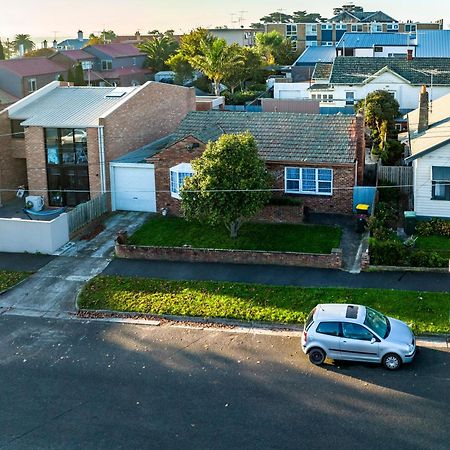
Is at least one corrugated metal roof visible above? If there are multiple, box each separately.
[113,135,177,163]
[9,86,139,128]
[336,32,414,49]
[294,46,336,66]
[416,30,450,57]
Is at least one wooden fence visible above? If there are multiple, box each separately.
[377,166,413,194]
[68,193,109,234]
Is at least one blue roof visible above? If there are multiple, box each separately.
[416,30,450,57]
[294,46,336,66]
[57,38,89,50]
[336,33,415,49]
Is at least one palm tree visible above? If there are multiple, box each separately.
[190,38,244,96]
[138,36,178,73]
[12,34,35,53]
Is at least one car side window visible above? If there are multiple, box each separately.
[316,322,340,337]
[342,323,373,341]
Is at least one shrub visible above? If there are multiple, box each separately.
[378,180,401,204]
[416,218,450,237]
[369,239,407,266]
[409,251,447,268]
[381,139,404,165]
[224,90,261,105]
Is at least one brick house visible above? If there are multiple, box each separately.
[0,81,196,207]
[112,111,365,215]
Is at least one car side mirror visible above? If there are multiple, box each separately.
[370,337,377,344]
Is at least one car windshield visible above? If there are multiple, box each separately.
[364,307,389,338]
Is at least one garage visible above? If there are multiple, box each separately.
[110,163,156,212]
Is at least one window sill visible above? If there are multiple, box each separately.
[285,190,332,197]
[170,192,181,200]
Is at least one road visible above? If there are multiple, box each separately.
[0,315,449,450]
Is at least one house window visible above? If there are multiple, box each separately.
[101,60,113,71]
[28,78,37,93]
[321,23,333,30]
[306,24,317,35]
[10,120,25,139]
[286,24,297,36]
[346,91,355,105]
[431,167,450,201]
[371,23,383,32]
[374,46,383,53]
[335,24,347,31]
[285,167,333,196]
[169,163,194,199]
[322,42,334,46]
[405,24,417,33]
[387,23,399,31]
[306,41,318,47]
[351,24,364,32]
[132,57,137,66]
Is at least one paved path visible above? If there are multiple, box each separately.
[1,315,449,450]
[104,259,450,292]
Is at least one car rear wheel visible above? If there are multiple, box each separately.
[383,353,402,370]
[308,348,326,366]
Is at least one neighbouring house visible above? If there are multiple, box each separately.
[56,31,89,51]
[0,81,196,207]
[0,58,67,99]
[110,111,365,215]
[49,49,96,71]
[209,29,256,47]
[290,46,336,83]
[405,87,450,218]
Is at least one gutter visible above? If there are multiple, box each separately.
[98,126,106,193]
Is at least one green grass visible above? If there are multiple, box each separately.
[79,276,450,334]
[416,236,450,258]
[0,271,30,291]
[128,217,341,254]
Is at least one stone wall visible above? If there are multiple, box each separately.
[116,244,343,269]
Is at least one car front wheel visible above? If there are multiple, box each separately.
[383,353,402,370]
[308,348,326,366]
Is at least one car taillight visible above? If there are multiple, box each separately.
[303,331,307,342]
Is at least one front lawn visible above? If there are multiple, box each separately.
[416,236,450,259]
[79,276,450,334]
[128,217,341,254]
[0,271,30,291]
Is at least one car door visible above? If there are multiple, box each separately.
[340,322,379,362]
[314,322,342,359]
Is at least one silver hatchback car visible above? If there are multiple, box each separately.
[301,304,416,370]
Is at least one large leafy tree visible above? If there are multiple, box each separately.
[259,12,293,23]
[223,46,262,93]
[12,34,35,53]
[181,132,272,238]
[255,31,294,65]
[189,38,244,96]
[138,35,178,73]
[292,10,324,22]
[333,4,364,15]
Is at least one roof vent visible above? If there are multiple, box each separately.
[346,305,359,319]
[105,88,128,98]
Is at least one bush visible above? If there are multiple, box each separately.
[381,140,405,165]
[378,180,401,204]
[224,90,261,105]
[409,251,447,268]
[416,218,450,237]
[369,239,407,266]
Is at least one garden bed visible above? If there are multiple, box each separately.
[128,217,341,254]
[79,276,450,334]
[0,271,30,293]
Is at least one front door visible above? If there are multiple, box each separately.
[340,323,379,362]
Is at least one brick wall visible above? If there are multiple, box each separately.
[253,204,304,224]
[24,127,48,201]
[0,110,27,203]
[22,73,67,98]
[116,244,343,269]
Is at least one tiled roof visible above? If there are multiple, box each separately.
[329,57,450,85]
[416,30,450,57]
[114,135,176,163]
[87,43,144,58]
[294,46,336,66]
[172,111,358,164]
[330,10,396,23]
[58,50,95,61]
[0,58,66,77]
[9,85,140,128]
[0,88,19,104]
[89,67,150,81]
[312,63,332,80]
[336,32,415,49]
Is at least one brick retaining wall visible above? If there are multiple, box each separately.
[253,204,304,224]
[115,244,343,269]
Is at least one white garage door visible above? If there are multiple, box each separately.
[111,164,156,212]
[278,90,305,99]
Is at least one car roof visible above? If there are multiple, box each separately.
[314,304,366,323]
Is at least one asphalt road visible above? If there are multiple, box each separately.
[1,315,449,450]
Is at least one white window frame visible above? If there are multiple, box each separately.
[346,91,355,105]
[101,59,113,71]
[170,163,194,199]
[371,23,383,33]
[286,24,298,36]
[28,78,37,93]
[351,24,364,32]
[306,41,318,47]
[335,24,347,31]
[306,24,318,35]
[387,23,399,31]
[322,42,334,46]
[405,24,417,33]
[321,23,333,30]
[284,167,333,196]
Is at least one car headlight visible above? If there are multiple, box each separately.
[407,344,414,353]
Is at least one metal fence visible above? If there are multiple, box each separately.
[67,193,109,234]
[377,166,413,194]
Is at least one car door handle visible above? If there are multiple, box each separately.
[342,340,347,343]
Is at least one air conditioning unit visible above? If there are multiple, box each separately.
[25,195,44,212]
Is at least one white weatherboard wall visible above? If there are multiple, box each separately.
[413,144,450,218]
[111,163,156,212]
[274,82,310,100]
[353,46,415,57]
[0,214,69,254]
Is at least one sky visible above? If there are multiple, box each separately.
[1,0,449,42]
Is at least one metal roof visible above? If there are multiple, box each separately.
[9,85,140,128]
[416,30,450,57]
[336,32,415,49]
[294,46,336,66]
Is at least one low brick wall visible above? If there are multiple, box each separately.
[253,204,304,224]
[115,244,343,269]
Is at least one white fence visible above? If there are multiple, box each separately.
[0,214,69,254]
[377,166,413,193]
[67,193,109,234]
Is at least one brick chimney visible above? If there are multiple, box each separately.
[418,85,429,133]
[407,49,413,61]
